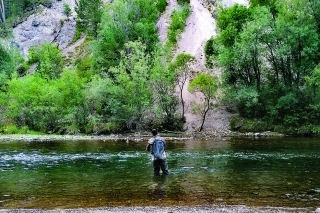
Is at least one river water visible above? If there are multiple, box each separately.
[0,137,320,209]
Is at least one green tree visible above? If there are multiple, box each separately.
[54,69,86,133]
[28,43,64,80]
[75,0,103,38]
[5,69,85,133]
[92,0,130,73]
[249,0,278,18]
[169,53,195,122]
[108,41,153,130]
[0,40,23,88]
[84,76,115,133]
[213,1,320,132]
[93,0,159,74]
[156,0,167,13]
[150,47,180,130]
[216,4,252,47]
[188,73,218,131]
[5,74,60,131]
[89,41,153,131]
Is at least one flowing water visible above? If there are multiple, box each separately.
[0,137,320,209]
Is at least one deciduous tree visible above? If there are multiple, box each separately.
[168,53,195,122]
[75,0,103,38]
[150,48,180,130]
[188,73,218,131]
[28,43,64,80]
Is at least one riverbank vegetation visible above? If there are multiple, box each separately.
[205,0,320,136]
[1,0,320,136]
[0,0,193,134]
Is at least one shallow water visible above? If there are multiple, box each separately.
[0,137,320,209]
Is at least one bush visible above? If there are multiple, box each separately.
[230,115,270,132]
[168,5,190,43]
[204,37,219,68]
[157,0,167,13]
[63,3,72,17]
[3,124,19,134]
[177,0,190,4]
[235,87,261,118]
[28,43,64,79]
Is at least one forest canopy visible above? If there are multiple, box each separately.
[205,0,320,134]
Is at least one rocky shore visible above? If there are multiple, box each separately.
[0,205,316,213]
[0,130,285,142]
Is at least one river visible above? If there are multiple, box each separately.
[0,137,320,209]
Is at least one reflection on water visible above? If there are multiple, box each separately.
[0,137,320,209]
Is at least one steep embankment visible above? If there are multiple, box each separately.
[157,0,248,133]
[12,0,76,57]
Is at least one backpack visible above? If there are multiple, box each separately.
[152,139,165,159]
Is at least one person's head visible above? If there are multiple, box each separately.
[151,129,158,136]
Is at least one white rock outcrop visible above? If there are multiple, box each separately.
[12,0,76,57]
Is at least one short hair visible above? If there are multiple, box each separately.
[151,129,157,136]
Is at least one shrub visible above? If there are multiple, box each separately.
[235,87,260,118]
[168,5,190,43]
[157,0,167,13]
[177,0,190,4]
[28,43,64,79]
[4,124,19,134]
[63,3,72,17]
[204,37,219,68]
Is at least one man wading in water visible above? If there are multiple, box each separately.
[146,129,169,175]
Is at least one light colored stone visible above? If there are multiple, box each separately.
[12,0,76,57]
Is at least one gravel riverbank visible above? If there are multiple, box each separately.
[0,131,285,142]
[0,206,317,213]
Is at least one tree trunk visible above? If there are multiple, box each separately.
[199,98,210,132]
[0,0,5,29]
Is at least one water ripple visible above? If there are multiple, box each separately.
[1,151,318,168]
[0,151,147,166]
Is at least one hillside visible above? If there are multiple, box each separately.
[157,0,248,133]
[11,0,248,133]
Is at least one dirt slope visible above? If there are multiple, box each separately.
[157,0,248,133]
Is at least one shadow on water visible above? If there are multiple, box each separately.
[0,137,320,209]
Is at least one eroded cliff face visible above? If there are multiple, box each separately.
[157,0,248,132]
[12,0,76,57]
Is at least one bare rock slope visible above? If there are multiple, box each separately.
[12,0,76,57]
[158,0,248,133]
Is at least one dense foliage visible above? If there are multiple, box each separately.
[0,0,191,134]
[0,41,22,88]
[168,4,190,44]
[75,0,103,38]
[92,0,160,74]
[188,73,218,131]
[4,0,320,135]
[206,0,320,134]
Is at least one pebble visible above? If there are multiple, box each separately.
[0,206,315,213]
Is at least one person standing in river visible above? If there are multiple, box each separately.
[146,129,169,176]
